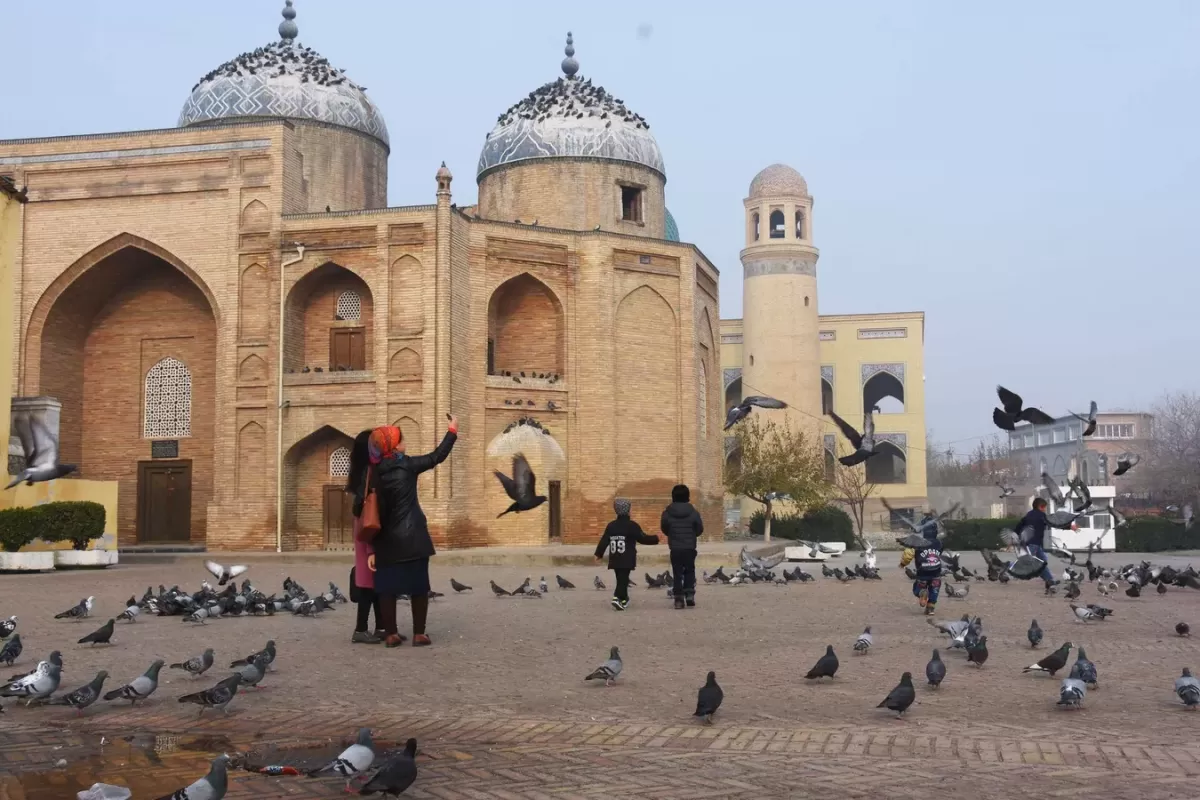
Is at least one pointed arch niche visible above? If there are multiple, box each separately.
[487,273,564,377]
[389,254,424,333]
[284,262,374,373]
[616,285,679,487]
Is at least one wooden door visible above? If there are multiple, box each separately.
[324,485,354,548]
[137,461,192,543]
[330,327,366,371]
[548,480,562,540]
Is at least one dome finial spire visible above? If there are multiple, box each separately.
[561,31,579,78]
[279,0,298,42]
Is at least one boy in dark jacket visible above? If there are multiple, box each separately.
[661,484,704,609]
[898,531,945,616]
[595,498,660,610]
[1011,498,1054,582]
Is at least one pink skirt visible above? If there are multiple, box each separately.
[353,516,375,590]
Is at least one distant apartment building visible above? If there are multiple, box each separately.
[1010,411,1153,493]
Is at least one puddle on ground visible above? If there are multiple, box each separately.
[0,732,406,799]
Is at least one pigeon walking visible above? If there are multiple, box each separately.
[877,672,916,719]
[1175,668,1200,709]
[117,597,140,623]
[1071,604,1099,623]
[5,405,76,488]
[154,754,229,800]
[178,674,242,718]
[359,738,418,797]
[805,645,839,681]
[0,634,22,667]
[724,394,787,430]
[0,615,16,639]
[307,728,376,792]
[593,575,606,590]
[992,385,1055,430]
[78,618,115,646]
[234,653,269,689]
[556,575,575,589]
[967,636,989,668]
[584,646,623,686]
[1024,641,1072,677]
[48,670,108,715]
[1,653,62,704]
[926,649,946,688]
[853,626,873,655]
[103,659,164,705]
[827,409,878,466]
[494,454,547,516]
[55,596,94,620]
[489,580,510,597]
[538,576,549,593]
[693,671,724,724]
[1028,619,1043,648]
[204,560,248,586]
[1074,646,1098,689]
[449,578,472,593]
[172,648,214,678]
[229,640,275,672]
[1177,622,1190,638]
[1057,663,1087,709]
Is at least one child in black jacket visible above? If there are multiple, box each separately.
[595,498,660,610]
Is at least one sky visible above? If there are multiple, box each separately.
[2,1,1197,451]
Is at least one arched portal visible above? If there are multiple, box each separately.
[866,442,907,484]
[32,236,217,545]
[487,273,564,377]
[283,425,355,550]
[285,262,374,373]
[864,371,905,414]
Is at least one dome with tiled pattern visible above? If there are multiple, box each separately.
[665,208,680,242]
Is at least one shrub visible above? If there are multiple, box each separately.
[1117,516,1200,552]
[37,501,107,550]
[941,518,1021,551]
[0,507,40,553]
[748,505,856,547]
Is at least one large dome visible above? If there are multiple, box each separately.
[476,33,664,180]
[749,164,808,198]
[178,2,388,147]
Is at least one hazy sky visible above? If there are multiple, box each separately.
[3,1,1197,450]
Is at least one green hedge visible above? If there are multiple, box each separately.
[0,501,107,552]
[941,518,1021,551]
[748,505,857,547]
[940,515,1198,553]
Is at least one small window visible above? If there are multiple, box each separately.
[749,354,754,366]
[804,296,810,307]
[487,338,495,375]
[769,209,785,238]
[329,447,351,478]
[1037,431,1050,446]
[1053,427,1065,443]
[795,210,806,239]
[335,290,361,321]
[1068,425,1079,441]
[1023,433,1034,448]
[752,212,760,241]
[620,186,643,222]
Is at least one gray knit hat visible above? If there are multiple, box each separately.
[613,498,631,516]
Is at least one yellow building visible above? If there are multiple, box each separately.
[720,165,927,533]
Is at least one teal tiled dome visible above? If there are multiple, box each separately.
[665,208,680,242]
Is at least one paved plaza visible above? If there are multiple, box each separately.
[4,551,1200,798]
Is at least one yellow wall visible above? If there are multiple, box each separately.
[721,310,928,514]
[1,184,119,551]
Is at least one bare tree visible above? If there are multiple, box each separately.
[724,417,830,541]
[1145,391,1200,503]
[926,431,1015,487]
[831,455,878,547]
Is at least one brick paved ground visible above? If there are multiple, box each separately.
[3,553,1200,798]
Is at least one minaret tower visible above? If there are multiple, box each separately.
[739,164,822,447]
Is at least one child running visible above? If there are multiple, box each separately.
[898,523,945,616]
[595,498,660,610]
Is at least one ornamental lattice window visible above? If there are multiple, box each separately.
[329,447,351,478]
[143,357,192,438]
[336,290,361,321]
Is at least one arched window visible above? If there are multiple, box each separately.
[824,448,835,482]
[866,442,907,484]
[697,358,708,438]
[795,210,806,239]
[143,357,192,438]
[329,446,351,478]
[821,379,834,415]
[769,209,785,238]
[863,371,905,414]
[335,290,361,321]
[752,212,760,241]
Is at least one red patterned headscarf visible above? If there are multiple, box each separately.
[368,426,402,464]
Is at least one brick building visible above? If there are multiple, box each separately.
[0,9,721,550]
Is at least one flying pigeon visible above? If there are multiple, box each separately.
[1067,476,1093,514]
[827,409,878,466]
[556,575,575,589]
[724,395,788,430]
[494,454,547,516]
[584,646,623,686]
[996,481,1015,498]
[171,648,215,678]
[204,560,248,586]
[925,649,946,688]
[854,626,873,655]
[55,596,94,620]
[48,670,108,715]
[1039,472,1067,506]
[154,754,230,800]
[1024,641,1072,676]
[178,674,242,718]
[593,575,606,590]
[1111,453,1141,476]
[966,636,989,668]
[805,645,839,681]
[1057,663,1087,709]
[1069,400,1098,437]
[78,618,115,646]
[1177,622,1190,638]
[4,405,77,488]
[103,659,164,705]
[1074,646,1098,689]
[359,738,418,797]
[693,671,724,724]
[876,672,916,719]
[992,385,1056,430]
[230,640,276,672]
[307,728,376,792]
[0,634,22,666]
[489,580,510,597]
[1175,668,1200,709]
[0,652,62,704]
[1028,619,1043,648]
[450,578,472,593]
[0,616,15,640]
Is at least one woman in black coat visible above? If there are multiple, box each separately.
[368,415,458,648]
